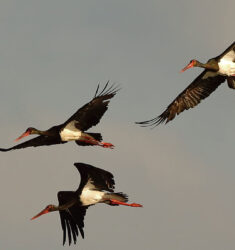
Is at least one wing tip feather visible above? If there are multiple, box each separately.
[136,115,167,128]
[0,148,9,152]
[94,81,121,99]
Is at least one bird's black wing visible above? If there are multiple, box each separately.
[137,71,226,127]
[58,191,88,245]
[0,135,66,152]
[74,162,115,192]
[63,82,119,131]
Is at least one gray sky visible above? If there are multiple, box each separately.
[0,0,235,249]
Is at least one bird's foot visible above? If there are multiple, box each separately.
[110,199,143,207]
[100,142,114,149]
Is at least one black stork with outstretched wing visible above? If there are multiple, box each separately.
[137,41,235,127]
[0,82,119,151]
[31,162,142,245]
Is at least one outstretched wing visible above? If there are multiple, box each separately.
[137,71,226,127]
[63,82,120,131]
[0,135,66,152]
[57,191,88,245]
[74,162,115,192]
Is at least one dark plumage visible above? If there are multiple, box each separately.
[31,163,142,245]
[137,42,235,127]
[0,82,119,151]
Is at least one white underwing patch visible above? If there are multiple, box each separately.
[218,49,235,76]
[218,59,235,76]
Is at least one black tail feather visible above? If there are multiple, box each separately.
[87,132,102,142]
[104,192,128,206]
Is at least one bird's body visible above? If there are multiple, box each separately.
[137,41,235,127]
[80,182,105,206]
[0,82,118,151]
[31,163,142,245]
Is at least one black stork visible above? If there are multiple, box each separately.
[136,41,235,127]
[0,82,119,151]
[31,162,142,245]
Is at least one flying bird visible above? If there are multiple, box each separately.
[0,82,118,151]
[137,41,235,127]
[31,162,142,245]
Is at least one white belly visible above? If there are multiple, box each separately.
[60,121,83,141]
[218,59,235,76]
[80,188,105,206]
[60,128,82,141]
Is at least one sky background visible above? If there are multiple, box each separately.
[0,0,234,249]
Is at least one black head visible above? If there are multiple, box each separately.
[181,59,200,72]
[26,127,38,134]
[15,127,38,141]
[31,204,57,220]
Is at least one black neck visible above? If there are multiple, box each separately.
[36,125,62,137]
[198,60,219,72]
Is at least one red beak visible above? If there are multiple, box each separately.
[181,61,195,72]
[31,208,49,220]
[15,131,30,142]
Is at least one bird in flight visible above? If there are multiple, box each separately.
[31,162,142,245]
[137,41,235,127]
[0,82,119,151]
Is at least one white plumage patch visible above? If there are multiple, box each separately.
[60,121,82,141]
[222,49,235,62]
[218,50,235,76]
[80,179,105,206]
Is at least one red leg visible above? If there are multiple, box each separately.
[79,139,99,145]
[100,142,114,149]
[110,199,142,207]
[79,137,114,149]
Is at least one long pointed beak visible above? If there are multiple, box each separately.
[15,131,30,142]
[31,208,49,220]
[181,61,195,72]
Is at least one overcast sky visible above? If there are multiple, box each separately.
[0,0,235,249]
